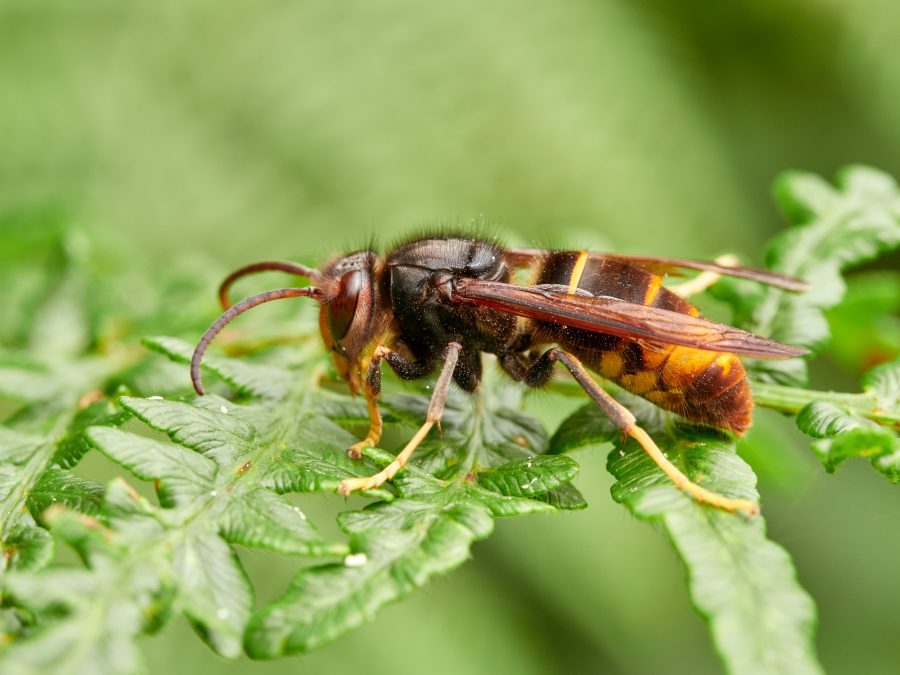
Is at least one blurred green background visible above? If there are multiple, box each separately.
[2,1,900,673]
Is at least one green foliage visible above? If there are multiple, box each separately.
[249,447,579,657]
[0,226,127,580]
[712,166,900,489]
[1,326,582,671]
[0,167,898,674]
[2,505,169,675]
[825,271,900,373]
[551,393,822,675]
[711,166,900,387]
[796,359,900,480]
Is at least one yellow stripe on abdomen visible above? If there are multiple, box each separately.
[567,251,589,295]
[643,275,662,304]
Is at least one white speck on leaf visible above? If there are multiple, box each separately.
[344,553,368,567]
[216,608,229,620]
[148,396,163,401]
[220,405,228,414]
[209,490,217,497]
[520,477,539,490]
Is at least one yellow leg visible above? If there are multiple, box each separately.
[670,254,740,298]
[339,421,434,495]
[537,348,759,516]
[348,389,384,460]
[339,342,461,496]
[346,345,393,459]
[628,426,759,515]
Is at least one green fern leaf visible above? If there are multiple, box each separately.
[713,165,900,386]
[552,397,823,675]
[797,358,900,479]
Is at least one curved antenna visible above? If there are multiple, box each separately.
[191,286,322,395]
[218,261,321,309]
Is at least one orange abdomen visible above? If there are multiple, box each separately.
[534,252,753,435]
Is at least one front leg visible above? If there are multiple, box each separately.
[339,342,462,495]
[347,346,391,460]
[348,345,435,459]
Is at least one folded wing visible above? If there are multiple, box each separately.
[452,279,808,359]
[505,248,808,292]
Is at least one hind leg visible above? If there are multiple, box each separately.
[525,348,759,516]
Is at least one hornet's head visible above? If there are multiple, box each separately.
[191,251,381,396]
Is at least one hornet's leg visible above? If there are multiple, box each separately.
[347,345,435,459]
[348,346,391,460]
[669,254,740,298]
[525,348,759,516]
[339,342,462,495]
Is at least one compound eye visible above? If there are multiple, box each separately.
[327,270,362,341]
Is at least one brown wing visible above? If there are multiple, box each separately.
[453,279,808,359]
[504,248,808,292]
